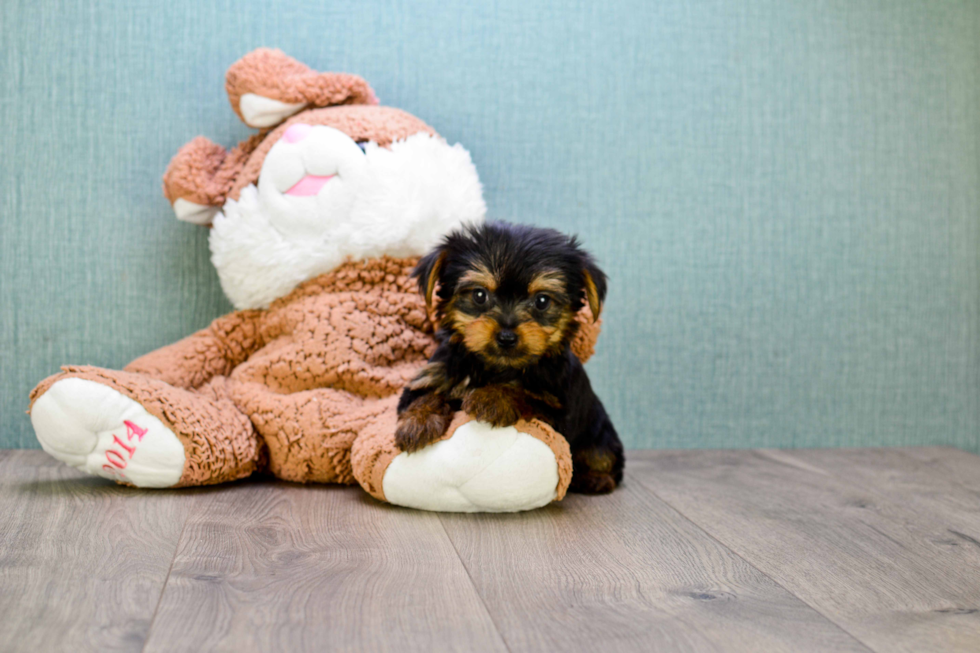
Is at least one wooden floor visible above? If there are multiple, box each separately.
[2,448,980,652]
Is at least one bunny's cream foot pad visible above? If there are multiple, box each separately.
[30,378,185,488]
[382,418,572,513]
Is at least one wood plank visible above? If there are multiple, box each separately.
[789,447,980,543]
[0,450,197,652]
[143,481,507,653]
[630,449,980,653]
[439,479,869,653]
[901,446,980,494]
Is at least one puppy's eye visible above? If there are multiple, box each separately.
[472,288,488,305]
[534,294,551,311]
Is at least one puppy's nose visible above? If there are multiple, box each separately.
[496,330,518,349]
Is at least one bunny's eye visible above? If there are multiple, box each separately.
[356,141,369,153]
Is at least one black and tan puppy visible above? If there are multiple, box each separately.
[396,221,624,494]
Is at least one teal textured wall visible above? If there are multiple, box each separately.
[2,0,978,451]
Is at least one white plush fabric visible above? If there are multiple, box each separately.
[31,378,185,488]
[173,198,219,226]
[210,129,486,309]
[382,420,560,513]
[238,93,307,128]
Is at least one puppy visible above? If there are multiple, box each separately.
[395,221,624,494]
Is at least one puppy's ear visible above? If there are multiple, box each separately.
[581,258,607,322]
[413,247,447,311]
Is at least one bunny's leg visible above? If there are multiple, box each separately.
[30,367,261,487]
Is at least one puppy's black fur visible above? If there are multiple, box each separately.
[396,221,624,494]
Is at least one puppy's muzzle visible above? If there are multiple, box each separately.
[495,330,518,349]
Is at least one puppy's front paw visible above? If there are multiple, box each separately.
[395,394,453,453]
[462,385,526,427]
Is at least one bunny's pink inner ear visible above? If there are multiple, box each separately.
[172,199,220,226]
[225,48,379,129]
[238,93,307,128]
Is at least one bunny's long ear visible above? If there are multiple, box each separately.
[162,136,254,225]
[225,48,378,129]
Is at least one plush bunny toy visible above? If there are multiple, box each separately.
[28,49,600,512]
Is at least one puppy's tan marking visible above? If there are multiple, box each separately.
[583,269,602,321]
[462,315,498,353]
[515,322,549,359]
[459,263,498,292]
[423,251,447,310]
[546,311,574,350]
[528,270,566,296]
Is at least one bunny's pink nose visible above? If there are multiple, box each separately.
[283,123,313,143]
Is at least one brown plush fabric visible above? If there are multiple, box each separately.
[349,394,412,501]
[225,48,378,125]
[224,257,435,482]
[570,306,601,363]
[162,134,261,207]
[125,308,267,390]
